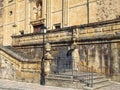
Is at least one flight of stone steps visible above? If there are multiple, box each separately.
[46,72,112,90]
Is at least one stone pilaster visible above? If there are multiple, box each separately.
[111,43,119,74]
[46,0,51,29]
[95,45,100,72]
[62,0,69,27]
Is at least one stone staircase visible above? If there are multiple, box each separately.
[0,46,112,89]
[79,73,112,90]
[46,72,112,90]
[0,46,40,82]
[46,73,83,89]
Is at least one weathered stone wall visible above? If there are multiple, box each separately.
[14,41,120,81]
[11,20,120,79]
[96,0,120,21]
[0,0,120,46]
[0,0,120,82]
[2,0,32,45]
[0,0,3,46]
[45,0,98,29]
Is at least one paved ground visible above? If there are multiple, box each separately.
[0,79,80,90]
[97,81,120,90]
[0,79,120,90]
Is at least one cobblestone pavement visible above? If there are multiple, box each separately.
[0,79,120,90]
[0,79,80,90]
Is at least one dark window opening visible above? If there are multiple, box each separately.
[9,11,13,16]
[33,24,44,33]
[54,23,61,29]
[19,30,24,35]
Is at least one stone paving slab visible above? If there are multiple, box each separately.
[0,79,80,90]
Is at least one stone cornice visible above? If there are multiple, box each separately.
[30,18,45,26]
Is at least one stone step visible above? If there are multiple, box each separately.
[47,72,111,90]
[93,82,112,90]
[83,82,112,90]
[85,78,109,85]
[47,74,73,79]
[46,76,73,81]
[74,73,98,77]
[77,75,104,81]
[46,76,83,89]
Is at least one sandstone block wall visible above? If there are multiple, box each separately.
[0,0,120,46]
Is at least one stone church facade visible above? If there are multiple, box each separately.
[0,0,120,85]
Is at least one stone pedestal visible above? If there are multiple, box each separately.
[72,48,80,71]
[71,42,80,71]
[44,43,53,76]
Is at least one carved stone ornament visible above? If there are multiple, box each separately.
[44,52,53,60]
[45,43,51,52]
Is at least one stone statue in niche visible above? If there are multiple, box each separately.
[35,0,42,19]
